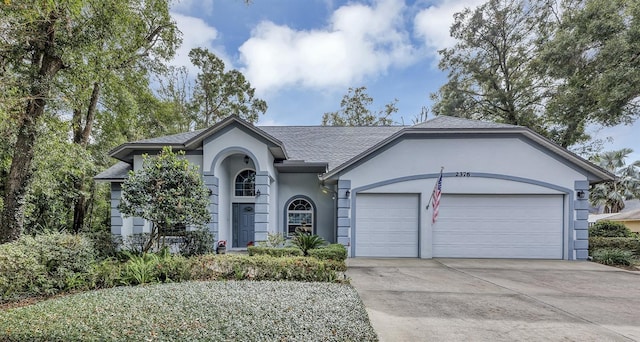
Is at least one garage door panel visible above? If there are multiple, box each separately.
[433,194,563,259]
[355,194,419,257]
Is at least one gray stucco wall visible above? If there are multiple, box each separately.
[278,173,336,243]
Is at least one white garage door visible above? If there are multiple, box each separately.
[433,194,564,259]
[355,193,419,257]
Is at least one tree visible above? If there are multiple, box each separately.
[322,87,398,126]
[590,149,640,213]
[0,0,181,242]
[0,1,83,243]
[431,0,552,135]
[432,0,640,148]
[189,48,267,127]
[62,0,179,233]
[537,0,640,147]
[119,147,211,253]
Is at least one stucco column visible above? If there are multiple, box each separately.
[337,179,351,248]
[110,183,124,235]
[254,171,270,242]
[203,172,219,240]
[574,180,590,260]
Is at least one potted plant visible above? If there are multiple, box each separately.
[216,240,227,254]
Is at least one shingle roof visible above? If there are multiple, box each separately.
[95,115,614,183]
[133,129,205,144]
[413,116,519,129]
[259,126,403,170]
[603,208,640,221]
[95,161,131,181]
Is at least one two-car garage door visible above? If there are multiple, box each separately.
[433,194,563,259]
[355,193,564,259]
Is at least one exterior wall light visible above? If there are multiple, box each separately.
[577,190,585,199]
[256,189,261,197]
[244,155,250,164]
[345,190,351,198]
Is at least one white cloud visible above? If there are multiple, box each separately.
[238,0,416,92]
[170,13,232,75]
[171,0,214,17]
[413,0,485,53]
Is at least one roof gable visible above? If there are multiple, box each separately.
[108,116,287,162]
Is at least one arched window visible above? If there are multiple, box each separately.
[287,198,314,236]
[235,169,255,196]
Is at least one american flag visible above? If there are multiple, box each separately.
[431,171,443,223]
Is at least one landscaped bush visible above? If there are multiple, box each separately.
[308,243,348,261]
[83,229,119,260]
[178,229,215,256]
[191,254,347,282]
[247,246,303,257]
[592,248,634,266]
[589,220,632,238]
[291,232,326,256]
[0,233,96,301]
[120,249,192,285]
[589,237,640,256]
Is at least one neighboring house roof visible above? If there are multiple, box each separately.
[604,208,640,221]
[94,115,615,183]
[94,161,131,181]
[588,213,617,223]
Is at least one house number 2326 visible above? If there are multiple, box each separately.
[455,172,471,177]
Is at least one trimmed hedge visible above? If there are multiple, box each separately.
[0,233,96,302]
[247,246,303,257]
[589,220,632,238]
[589,237,640,256]
[308,244,347,261]
[190,254,347,282]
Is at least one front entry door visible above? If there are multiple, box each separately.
[233,203,255,248]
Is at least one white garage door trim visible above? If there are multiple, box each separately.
[355,193,420,257]
[433,194,564,259]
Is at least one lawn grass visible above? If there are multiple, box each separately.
[0,280,377,341]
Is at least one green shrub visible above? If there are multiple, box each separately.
[589,237,640,256]
[257,232,287,247]
[592,248,634,266]
[0,233,96,301]
[83,230,118,260]
[119,248,192,285]
[247,246,303,257]
[291,232,326,256]
[179,229,214,256]
[190,254,347,282]
[89,259,124,289]
[308,244,348,261]
[589,220,632,238]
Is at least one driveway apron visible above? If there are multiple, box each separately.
[347,258,640,342]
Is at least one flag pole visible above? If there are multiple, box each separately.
[426,166,444,209]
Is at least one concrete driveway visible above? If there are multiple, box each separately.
[347,258,640,341]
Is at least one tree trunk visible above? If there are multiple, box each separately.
[71,82,101,233]
[0,12,64,243]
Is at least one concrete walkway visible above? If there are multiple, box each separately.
[347,258,640,342]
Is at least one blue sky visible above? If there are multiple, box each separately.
[169,0,639,162]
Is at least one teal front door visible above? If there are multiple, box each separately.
[233,203,255,248]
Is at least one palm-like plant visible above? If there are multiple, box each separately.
[291,230,326,256]
[590,148,640,213]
